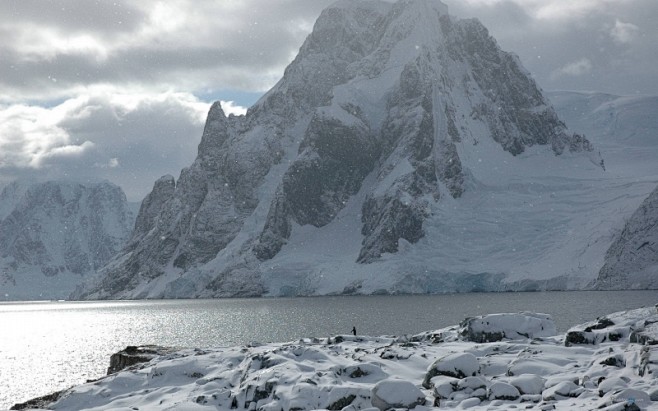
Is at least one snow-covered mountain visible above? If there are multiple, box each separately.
[74,0,658,300]
[0,180,134,300]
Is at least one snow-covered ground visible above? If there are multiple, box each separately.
[23,304,658,410]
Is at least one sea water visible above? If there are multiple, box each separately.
[1,290,656,408]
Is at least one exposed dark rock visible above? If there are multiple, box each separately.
[599,355,625,367]
[630,324,658,346]
[584,317,615,331]
[131,175,175,243]
[108,345,176,374]
[358,193,429,263]
[565,331,593,346]
[283,113,379,228]
[327,394,356,410]
[565,328,629,347]
[11,390,64,410]
[253,187,292,261]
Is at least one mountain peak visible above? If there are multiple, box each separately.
[77,0,603,300]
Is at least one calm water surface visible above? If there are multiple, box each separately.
[1,291,656,408]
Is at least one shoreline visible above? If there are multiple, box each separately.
[13,304,657,410]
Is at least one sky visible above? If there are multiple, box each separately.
[1,0,656,202]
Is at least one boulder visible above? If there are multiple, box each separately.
[597,376,629,396]
[371,379,426,411]
[564,316,630,347]
[508,374,546,395]
[460,313,556,342]
[487,381,520,401]
[649,387,658,401]
[432,375,460,399]
[630,321,658,345]
[601,388,651,410]
[457,376,489,392]
[542,381,581,400]
[423,353,480,388]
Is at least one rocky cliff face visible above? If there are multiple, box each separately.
[0,180,134,300]
[597,185,658,289]
[75,0,601,300]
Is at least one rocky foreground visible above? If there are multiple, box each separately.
[14,305,658,410]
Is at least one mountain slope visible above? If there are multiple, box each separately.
[596,185,658,289]
[75,0,613,300]
[0,180,134,300]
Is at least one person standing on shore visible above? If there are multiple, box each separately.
[352,326,356,336]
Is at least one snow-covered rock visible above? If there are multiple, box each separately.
[564,306,658,347]
[423,352,480,386]
[21,305,658,411]
[371,379,426,410]
[542,380,581,400]
[508,373,546,395]
[0,180,134,300]
[460,312,557,342]
[487,381,520,401]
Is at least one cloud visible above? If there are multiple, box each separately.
[3,0,656,103]
[551,58,594,79]
[0,103,92,168]
[444,0,658,95]
[0,91,219,200]
[220,101,248,116]
[0,0,334,103]
[1,0,657,200]
[610,19,640,44]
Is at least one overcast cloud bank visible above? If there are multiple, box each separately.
[1,0,656,201]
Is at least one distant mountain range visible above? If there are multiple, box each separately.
[0,180,134,300]
[2,0,656,300]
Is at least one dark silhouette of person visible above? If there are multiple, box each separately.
[352,326,356,336]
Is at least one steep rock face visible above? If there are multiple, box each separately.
[597,186,658,289]
[77,0,599,299]
[79,100,288,298]
[132,175,175,241]
[255,112,380,261]
[0,181,133,300]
